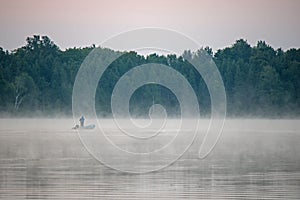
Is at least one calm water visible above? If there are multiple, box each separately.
[0,119,299,199]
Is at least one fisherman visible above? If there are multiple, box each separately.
[79,116,85,127]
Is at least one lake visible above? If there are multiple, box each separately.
[0,119,299,199]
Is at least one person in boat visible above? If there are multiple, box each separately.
[79,116,85,127]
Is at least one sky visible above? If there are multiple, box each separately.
[0,0,299,52]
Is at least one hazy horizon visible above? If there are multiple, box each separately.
[0,0,300,52]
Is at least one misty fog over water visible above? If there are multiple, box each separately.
[0,118,299,199]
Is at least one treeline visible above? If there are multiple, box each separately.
[0,35,299,117]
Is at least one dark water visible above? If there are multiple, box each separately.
[0,119,299,199]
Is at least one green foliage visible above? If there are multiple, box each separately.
[215,40,300,116]
[13,72,38,111]
[0,36,299,117]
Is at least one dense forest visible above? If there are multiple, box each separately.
[0,35,299,117]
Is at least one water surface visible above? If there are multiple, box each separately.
[0,119,299,199]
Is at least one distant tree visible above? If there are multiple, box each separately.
[0,36,300,117]
[13,73,37,111]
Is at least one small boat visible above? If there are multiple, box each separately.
[82,124,95,129]
[72,124,95,130]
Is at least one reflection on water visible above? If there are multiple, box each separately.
[0,119,299,199]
